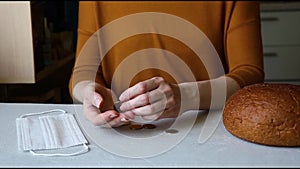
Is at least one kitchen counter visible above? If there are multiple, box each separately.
[0,103,299,167]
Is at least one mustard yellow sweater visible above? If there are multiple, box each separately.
[70,1,264,96]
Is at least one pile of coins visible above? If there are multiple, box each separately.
[122,121,179,134]
[122,122,157,130]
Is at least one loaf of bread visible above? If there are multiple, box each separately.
[223,83,300,146]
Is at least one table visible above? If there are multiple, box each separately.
[0,103,299,167]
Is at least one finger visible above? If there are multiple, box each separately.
[83,106,119,126]
[92,92,103,108]
[101,115,129,128]
[119,92,150,111]
[122,111,135,120]
[157,107,180,119]
[131,93,177,117]
[130,109,163,124]
[83,83,104,109]
[100,120,125,128]
[126,98,167,116]
[120,85,168,112]
[119,76,164,102]
[141,112,162,121]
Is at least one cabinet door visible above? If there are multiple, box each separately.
[260,11,300,46]
[0,1,35,84]
[263,46,300,81]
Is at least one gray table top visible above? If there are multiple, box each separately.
[0,103,299,167]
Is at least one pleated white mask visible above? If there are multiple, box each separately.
[16,109,89,157]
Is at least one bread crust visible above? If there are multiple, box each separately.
[223,83,300,146]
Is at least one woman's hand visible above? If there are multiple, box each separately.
[118,77,181,121]
[74,81,134,127]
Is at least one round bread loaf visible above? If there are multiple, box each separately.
[223,83,300,146]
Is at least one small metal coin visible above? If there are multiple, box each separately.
[129,124,143,130]
[165,128,179,134]
[142,124,157,129]
[113,101,122,113]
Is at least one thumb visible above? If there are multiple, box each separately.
[93,92,103,108]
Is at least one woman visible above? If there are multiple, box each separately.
[69,1,264,127]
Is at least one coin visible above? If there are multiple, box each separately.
[113,101,122,113]
[142,124,157,129]
[129,124,143,130]
[165,128,179,134]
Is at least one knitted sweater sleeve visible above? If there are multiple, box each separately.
[225,1,265,88]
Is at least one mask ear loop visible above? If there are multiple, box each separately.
[19,109,67,118]
[29,144,89,157]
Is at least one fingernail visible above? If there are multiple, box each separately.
[119,105,124,111]
[94,94,102,107]
[120,117,129,122]
[119,93,127,102]
[109,113,119,119]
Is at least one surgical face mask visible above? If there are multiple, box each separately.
[16,109,89,157]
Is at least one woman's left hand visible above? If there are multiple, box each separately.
[118,76,181,121]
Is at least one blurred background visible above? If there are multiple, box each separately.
[0,1,299,104]
[0,1,78,103]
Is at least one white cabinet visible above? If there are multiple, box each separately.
[261,11,300,46]
[260,2,300,85]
